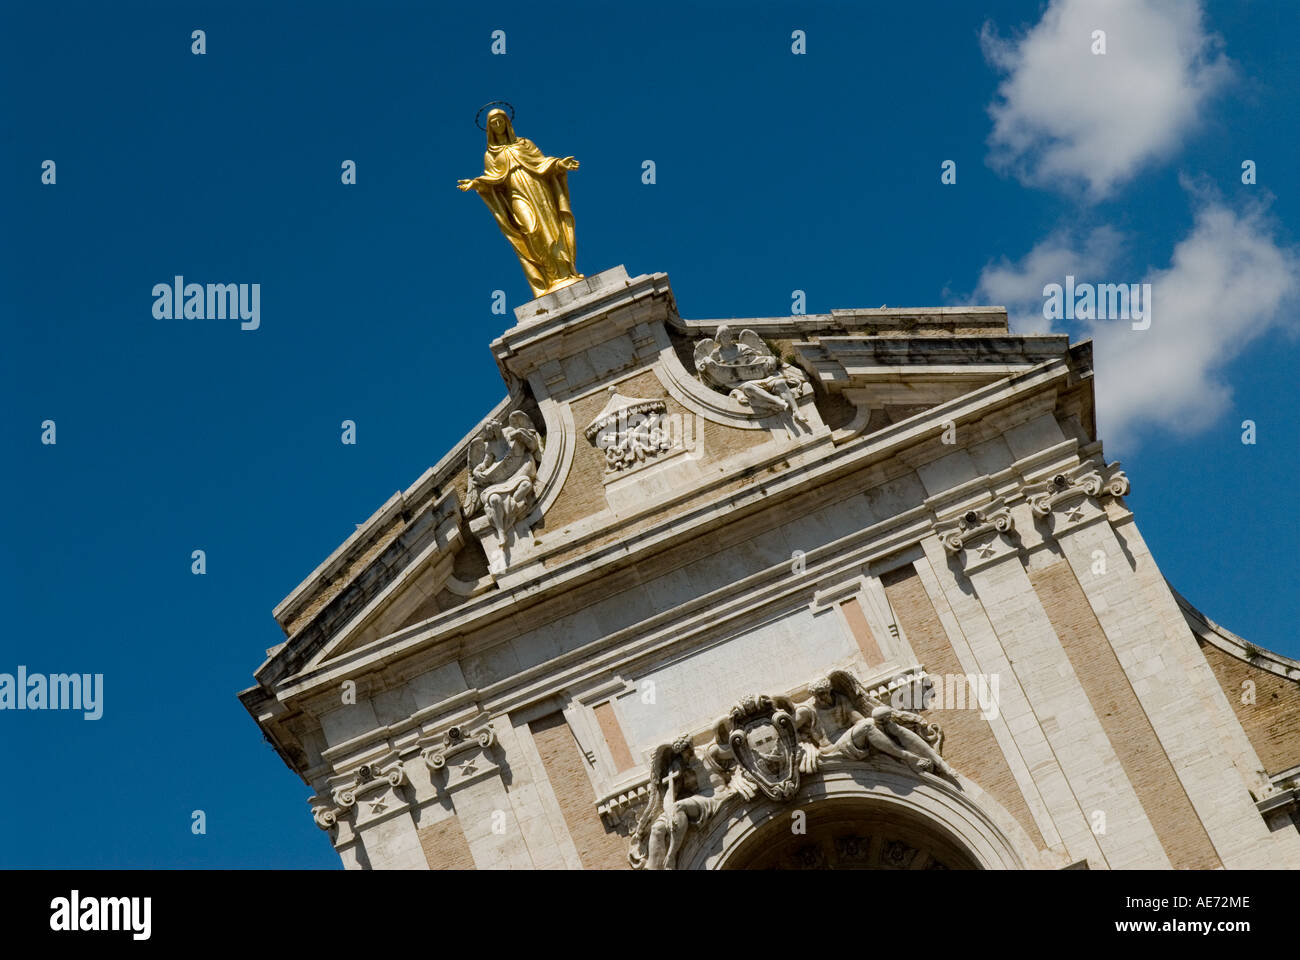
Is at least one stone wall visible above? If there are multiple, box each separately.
[1200,641,1300,776]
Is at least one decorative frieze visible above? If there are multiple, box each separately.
[627,669,954,870]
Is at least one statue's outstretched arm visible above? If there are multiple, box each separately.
[458,168,508,190]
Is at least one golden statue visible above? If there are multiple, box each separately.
[458,103,584,299]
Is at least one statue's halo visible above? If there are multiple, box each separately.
[475,100,516,132]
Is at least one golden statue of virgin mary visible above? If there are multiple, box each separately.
[458,105,584,299]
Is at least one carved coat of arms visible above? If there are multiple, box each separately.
[628,671,958,870]
[716,694,802,801]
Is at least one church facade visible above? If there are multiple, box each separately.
[240,266,1300,869]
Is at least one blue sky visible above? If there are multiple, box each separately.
[1,0,1296,868]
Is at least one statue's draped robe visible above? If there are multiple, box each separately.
[471,112,580,297]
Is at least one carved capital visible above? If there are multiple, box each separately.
[422,723,499,793]
[1023,460,1130,535]
[934,502,1015,553]
[312,757,409,832]
[932,499,1018,572]
[311,803,339,832]
[334,761,407,813]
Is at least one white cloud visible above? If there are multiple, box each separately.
[982,0,1230,198]
[1088,200,1299,448]
[975,198,1300,449]
[976,226,1123,333]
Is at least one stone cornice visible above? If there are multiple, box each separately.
[1176,586,1300,682]
[257,491,467,686]
[270,394,514,633]
[668,305,1009,340]
[793,334,1069,392]
[490,267,674,386]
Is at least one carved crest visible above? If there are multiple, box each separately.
[583,386,673,473]
[625,669,958,869]
[718,694,802,801]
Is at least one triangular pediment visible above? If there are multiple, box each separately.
[241,267,1107,798]
[261,288,1082,688]
[253,385,566,689]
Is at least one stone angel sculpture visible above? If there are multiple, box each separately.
[693,325,809,423]
[628,737,735,871]
[465,410,544,547]
[799,670,956,782]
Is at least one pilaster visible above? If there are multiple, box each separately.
[930,497,1169,869]
[1023,460,1300,868]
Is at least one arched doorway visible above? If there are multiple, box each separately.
[676,763,1030,871]
[721,797,979,870]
